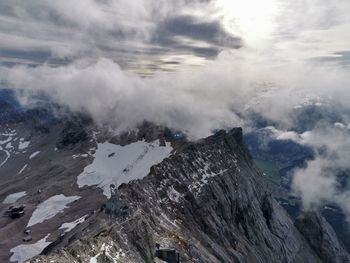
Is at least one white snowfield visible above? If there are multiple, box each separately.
[2,191,26,204]
[10,234,51,263]
[78,140,173,197]
[27,194,80,227]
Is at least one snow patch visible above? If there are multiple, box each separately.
[201,168,228,184]
[78,140,172,197]
[27,194,80,227]
[0,147,10,168]
[17,164,28,175]
[0,131,16,167]
[0,130,16,145]
[59,215,87,233]
[18,139,30,150]
[167,186,183,203]
[10,234,51,263]
[29,151,40,159]
[89,242,125,263]
[6,142,13,149]
[188,160,228,195]
[3,191,26,204]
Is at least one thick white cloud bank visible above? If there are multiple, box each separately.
[1,51,350,137]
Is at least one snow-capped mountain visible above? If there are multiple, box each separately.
[0,90,349,263]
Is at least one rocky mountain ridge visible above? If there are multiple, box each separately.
[0,90,348,263]
[30,128,349,263]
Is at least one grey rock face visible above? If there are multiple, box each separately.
[295,211,350,263]
[114,128,319,262]
[1,91,347,263]
[31,128,347,263]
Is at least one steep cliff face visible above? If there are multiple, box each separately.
[30,128,348,263]
[295,211,350,263]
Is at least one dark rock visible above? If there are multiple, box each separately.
[23,236,33,242]
[57,119,89,148]
[295,211,350,263]
[31,127,349,263]
[102,128,324,262]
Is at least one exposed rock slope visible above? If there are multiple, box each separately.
[1,90,347,263]
[295,211,350,263]
[30,128,348,263]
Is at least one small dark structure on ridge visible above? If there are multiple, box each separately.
[155,243,180,263]
[4,205,25,218]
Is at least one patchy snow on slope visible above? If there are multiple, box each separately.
[72,153,89,159]
[3,191,26,204]
[78,140,172,197]
[167,186,183,203]
[17,164,28,175]
[5,142,13,149]
[10,234,51,263]
[0,130,16,145]
[18,139,30,150]
[59,215,87,233]
[0,130,16,167]
[0,146,10,168]
[29,151,40,159]
[27,194,80,227]
[188,159,229,196]
[89,242,125,263]
[154,258,168,263]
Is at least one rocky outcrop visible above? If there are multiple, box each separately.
[31,128,348,263]
[295,211,350,263]
[56,115,91,149]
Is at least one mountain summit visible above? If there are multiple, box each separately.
[0,94,348,262]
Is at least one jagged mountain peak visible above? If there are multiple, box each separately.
[27,127,348,263]
[0,94,348,263]
[295,210,350,262]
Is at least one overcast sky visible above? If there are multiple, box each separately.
[0,0,350,73]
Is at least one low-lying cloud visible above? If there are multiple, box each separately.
[292,125,350,220]
[263,124,350,221]
[1,50,350,139]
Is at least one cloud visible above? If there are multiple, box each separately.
[2,0,349,69]
[253,123,350,221]
[0,58,245,138]
[268,125,350,223]
[0,0,242,69]
[153,15,242,57]
[1,47,350,141]
[293,158,337,207]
